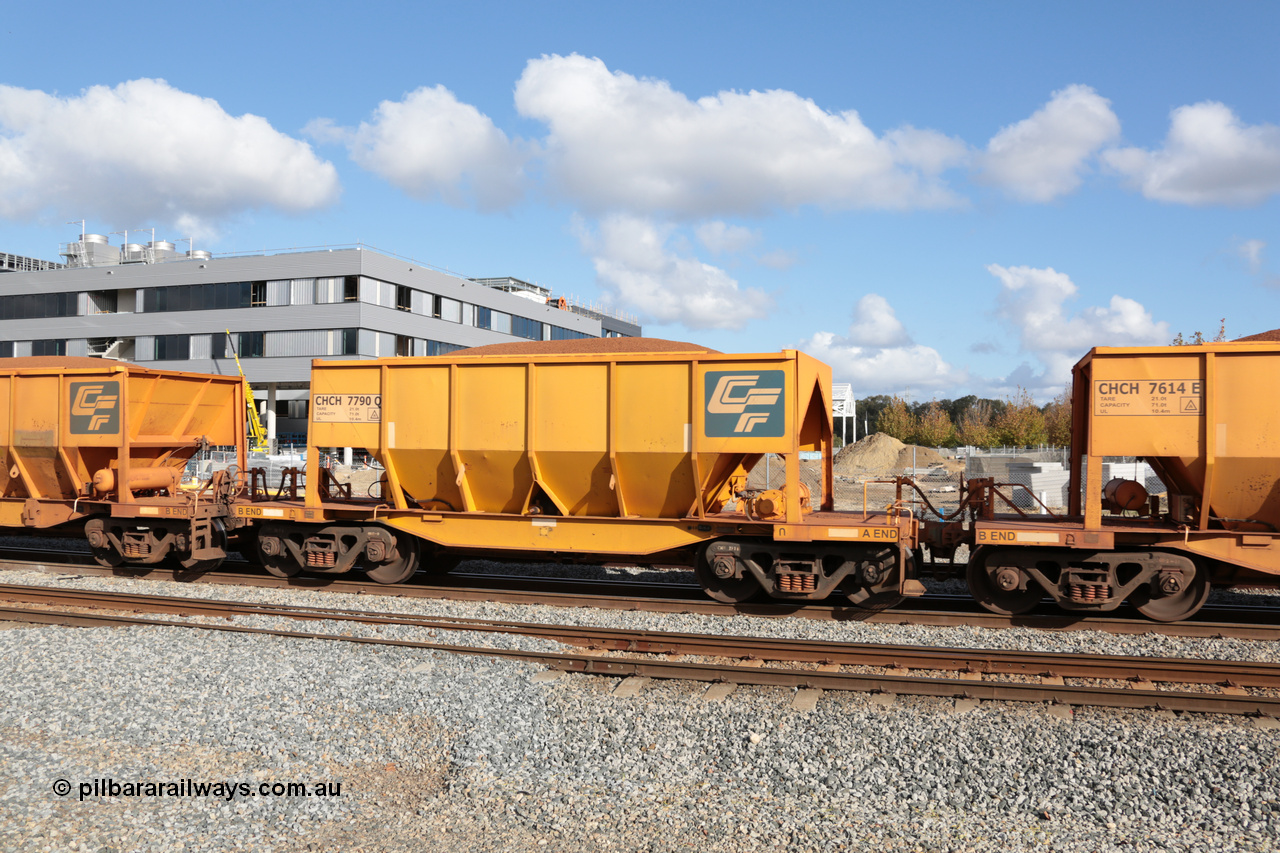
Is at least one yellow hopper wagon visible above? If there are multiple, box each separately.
[941,341,1280,621]
[241,340,923,606]
[0,357,247,570]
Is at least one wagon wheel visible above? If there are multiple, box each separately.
[260,551,303,578]
[846,546,903,610]
[85,521,124,568]
[91,543,125,569]
[694,548,762,603]
[966,549,1042,616]
[365,534,420,584]
[179,521,227,573]
[256,530,303,578]
[1128,563,1210,622]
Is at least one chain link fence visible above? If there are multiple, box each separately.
[745,447,1165,519]
[185,446,384,496]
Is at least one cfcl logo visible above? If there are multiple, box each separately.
[704,371,785,437]
[70,381,120,434]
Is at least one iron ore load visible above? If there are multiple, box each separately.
[241,339,920,605]
[3,337,1280,623]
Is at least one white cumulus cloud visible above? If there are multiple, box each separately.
[844,293,910,348]
[978,85,1121,202]
[575,214,773,330]
[695,221,759,255]
[988,263,1169,384]
[515,54,968,217]
[0,79,339,235]
[799,294,965,392]
[1103,101,1280,206]
[308,85,528,211]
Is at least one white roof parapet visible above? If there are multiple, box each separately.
[831,383,855,417]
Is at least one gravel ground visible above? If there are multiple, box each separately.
[2,562,1279,852]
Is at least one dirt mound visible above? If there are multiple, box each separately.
[894,444,946,470]
[834,433,906,476]
[834,433,960,477]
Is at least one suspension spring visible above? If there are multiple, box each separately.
[1069,582,1111,602]
[777,573,817,593]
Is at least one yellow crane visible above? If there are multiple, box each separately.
[226,330,269,452]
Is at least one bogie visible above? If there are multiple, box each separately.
[969,546,1209,621]
[698,539,905,606]
[254,523,420,584]
[84,516,227,572]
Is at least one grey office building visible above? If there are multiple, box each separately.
[0,237,641,445]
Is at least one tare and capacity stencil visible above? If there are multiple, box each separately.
[1092,379,1203,416]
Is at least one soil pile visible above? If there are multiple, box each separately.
[834,433,963,477]
[894,444,947,470]
[834,433,906,476]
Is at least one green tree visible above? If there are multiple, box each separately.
[1043,382,1072,447]
[992,388,1048,447]
[875,396,917,442]
[855,395,894,438]
[956,401,998,448]
[914,401,957,447]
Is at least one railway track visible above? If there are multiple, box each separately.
[3,545,1279,640]
[2,582,1278,718]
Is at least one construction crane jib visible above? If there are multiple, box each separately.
[225,329,268,452]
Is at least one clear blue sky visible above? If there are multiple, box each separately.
[2,1,1277,400]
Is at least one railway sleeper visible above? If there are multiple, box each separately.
[972,546,1208,621]
[700,539,901,605]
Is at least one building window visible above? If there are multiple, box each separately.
[475,306,491,330]
[432,296,461,323]
[396,286,412,312]
[0,292,78,321]
[31,339,68,356]
[0,341,13,358]
[395,335,412,357]
[340,328,359,356]
[154,335,190,361]
[144,282,253,313]
[251,281,267,307]
[550,326,589,341]
[426,340,464,357]
[344,276,359,302]
[88,291,118,314]
[512,316,543,341]
[238,331,264,358]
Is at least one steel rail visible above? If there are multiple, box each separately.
[2,583,1279,689]
[3,550,1280,640]
[2,550,1280,637]
[0,601,1275,717]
